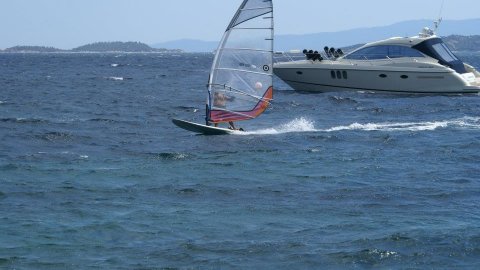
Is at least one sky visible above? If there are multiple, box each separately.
[1,0,480,49]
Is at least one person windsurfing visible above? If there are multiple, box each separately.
[211,92,241,130]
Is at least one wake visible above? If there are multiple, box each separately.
[238,116,480,135]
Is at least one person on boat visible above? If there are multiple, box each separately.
[212,92,242,131]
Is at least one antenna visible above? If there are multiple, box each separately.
[434,0,445,33]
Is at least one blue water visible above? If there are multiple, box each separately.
[1,52,480,269]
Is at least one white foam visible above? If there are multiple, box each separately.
[239,117,316,135]
[111,63,119,67]
[107,76,124,81]
[237,116,480,135]
[324,121,449,132]
[324,117,480,132]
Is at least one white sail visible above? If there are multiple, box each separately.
[207,0,273,124]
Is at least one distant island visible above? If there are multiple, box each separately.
[2,46,64,53]
[0,41,182,53]
[72,42,181,53]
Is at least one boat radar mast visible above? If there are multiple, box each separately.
[420,0,445,38]
[418,17,443,38]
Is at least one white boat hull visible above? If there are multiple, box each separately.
[274,61,480,94]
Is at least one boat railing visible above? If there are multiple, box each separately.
[274,51,420,66]
[337,55,424,66]
[275,51,338,64]
[274,51,306,63]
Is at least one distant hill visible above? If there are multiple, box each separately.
[72,41,181,53]
[3,46,65,53]
[152,18,480,52]
[1,42,182,53]
[443,35,480,51]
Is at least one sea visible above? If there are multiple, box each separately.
[0,52,479,269]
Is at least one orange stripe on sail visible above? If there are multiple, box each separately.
[210,86,273,123]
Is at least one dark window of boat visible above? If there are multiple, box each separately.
[296,71,303,75]
[331,70,336,79]
[388,46,425,58]
[336,71,342,79]
[379,74,387,78]
[344,45,424,60]
[342,71,348,79]
[401,75,409,79]
[412,38,467,74]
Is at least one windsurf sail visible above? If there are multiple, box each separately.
[206,0,274,124]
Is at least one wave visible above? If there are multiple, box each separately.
[19,151,89,162]
[88,118,118,123]
[0,117,48,124]
[239,116,480,135]
[325,116,480,132]
[36,132,73,142]
[328,95,358,104]
[240,117,316,135]
[148,152,190,161]
[104,76,132,81]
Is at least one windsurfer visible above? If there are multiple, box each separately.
[213,92,228,108]
[212,92,242,131]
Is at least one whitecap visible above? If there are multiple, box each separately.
[236,116,480,136]
[324,121,448,132]
[111,63,119,67]
[106,76,124,81]
[324,117,480,132]
[239,117,316,135]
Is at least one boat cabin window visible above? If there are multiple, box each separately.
[431,43,458,62]
[412,38,467,74]
[344,45,424,60]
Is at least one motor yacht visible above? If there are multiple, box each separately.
[274,27,480,94]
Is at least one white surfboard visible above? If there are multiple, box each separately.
[172,119,235,135]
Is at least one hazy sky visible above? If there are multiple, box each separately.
[1,0,480,49]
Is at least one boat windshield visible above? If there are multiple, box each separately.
[412,38,467,74]
[344,45,425,60]
[431,43,458,62]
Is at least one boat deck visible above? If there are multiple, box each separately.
[474,77,480,86]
